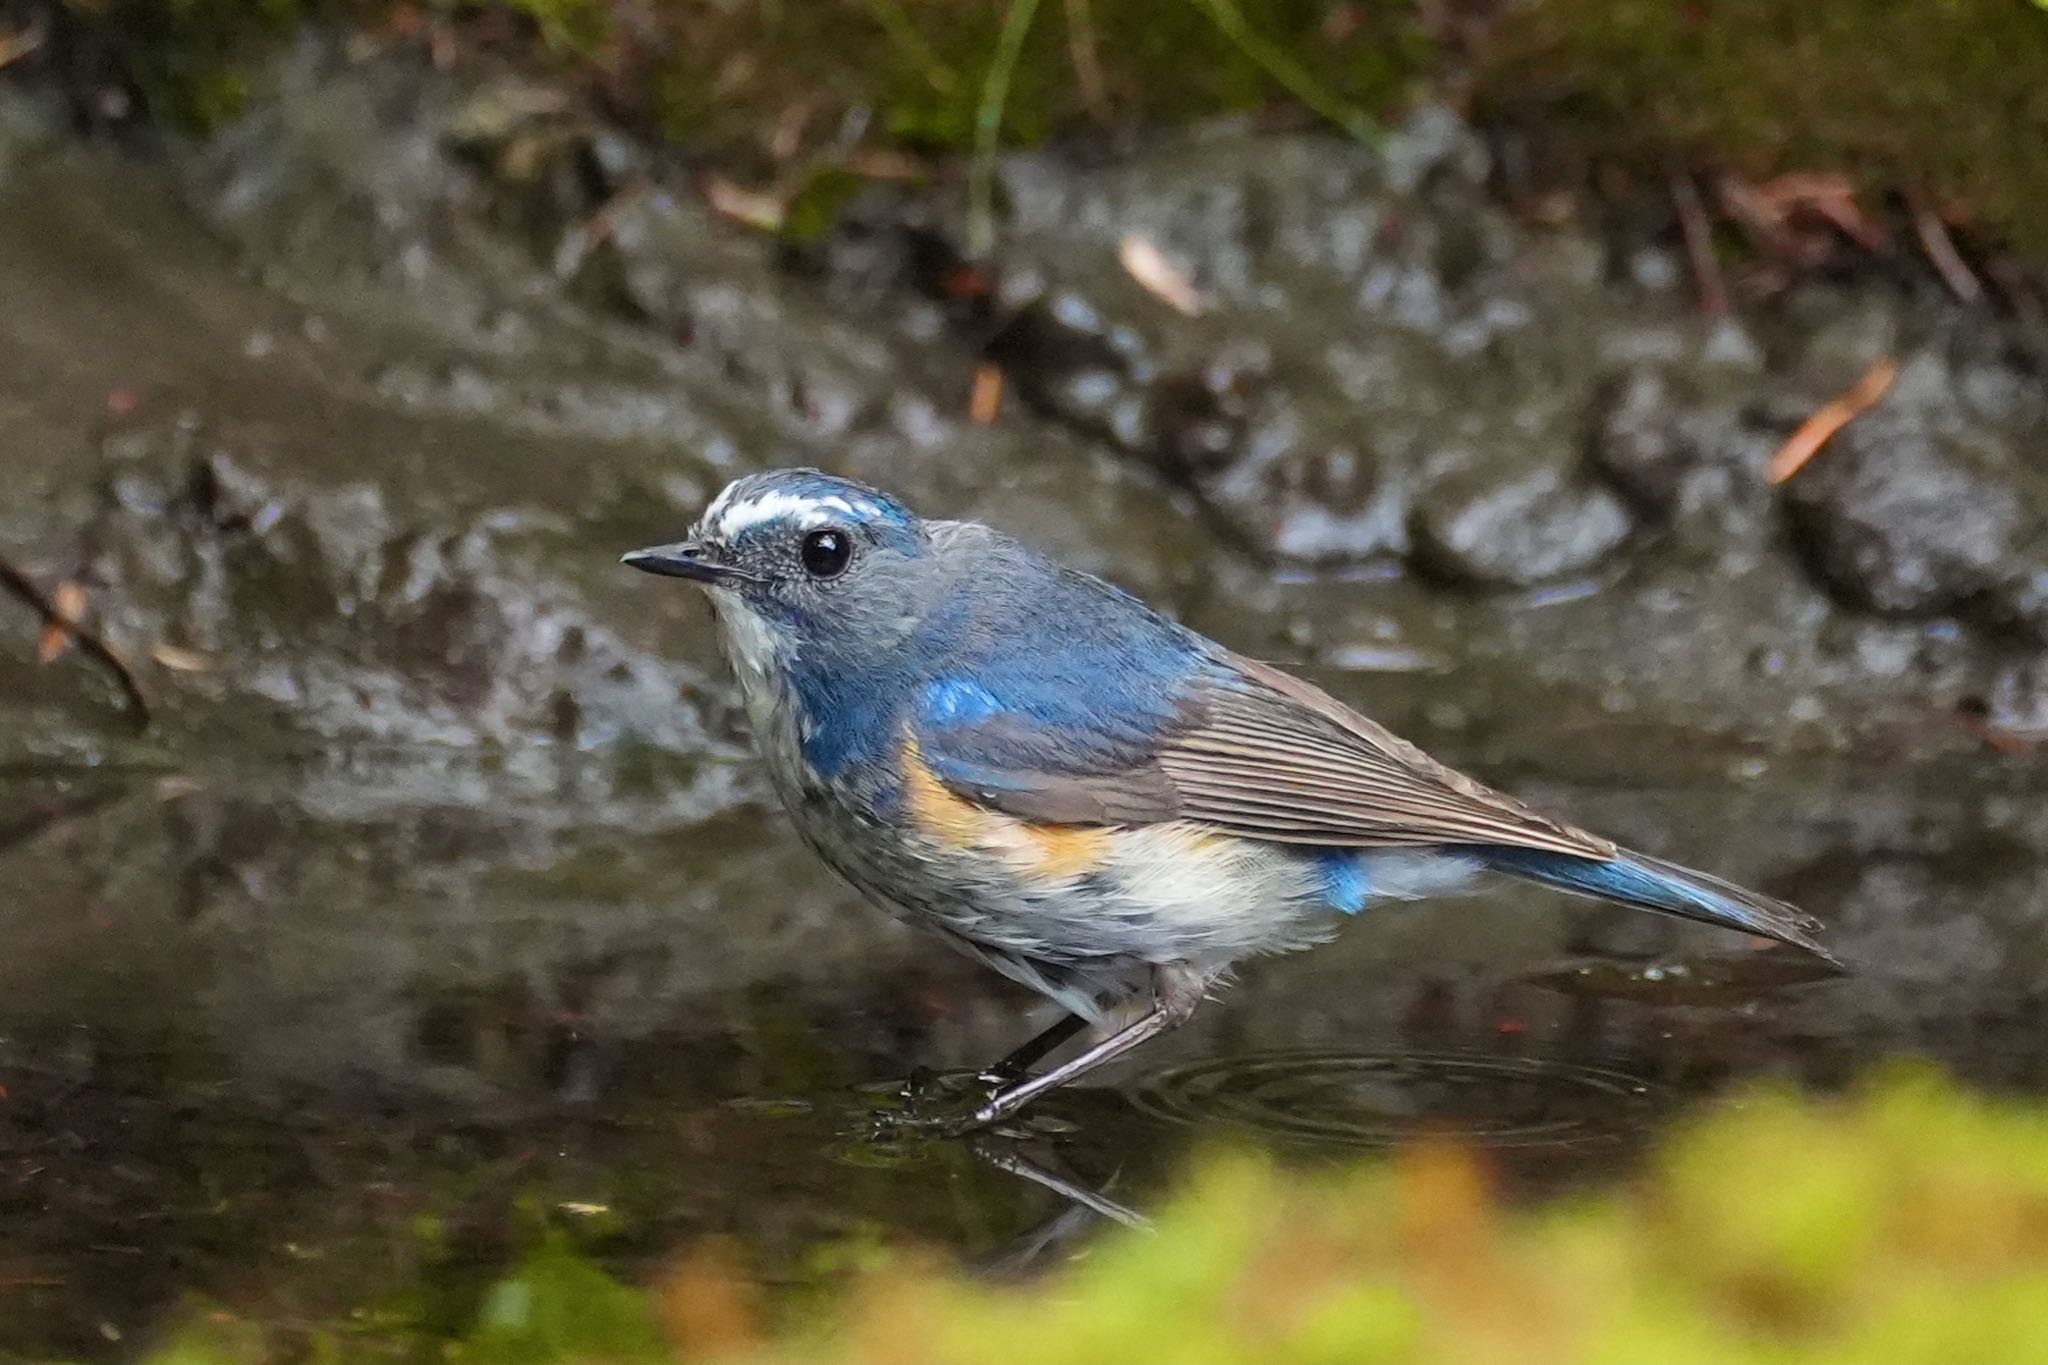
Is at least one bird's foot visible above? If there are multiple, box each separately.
[863,1068,1031,1139]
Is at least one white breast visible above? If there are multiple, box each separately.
[709,595,812,793]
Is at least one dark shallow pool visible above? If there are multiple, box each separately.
[1,737,2040,1358]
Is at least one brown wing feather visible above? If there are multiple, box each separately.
[1153,655,1615,858]
[920,651,1613,859]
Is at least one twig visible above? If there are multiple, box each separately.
[1063,0,1110,123]
[1669,165,1727,316]
[1766,357,1896,485]
[1183,0,1372,141]
[966,0,1044,260]
[1905,185,1983,305]
[0,555,150,726]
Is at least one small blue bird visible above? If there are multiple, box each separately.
[624,469,1833,1128]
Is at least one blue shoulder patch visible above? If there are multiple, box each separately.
[921,678,1004,727]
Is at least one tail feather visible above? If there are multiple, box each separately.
[1476,846,1837,964]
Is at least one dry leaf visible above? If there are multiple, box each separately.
[0,24,44,70]
[1719,171,1885,266]
[150,642,215,673]
[702,175,784,232]
[37,581,85,663]
[1754,172,1884,250]
[1767,357,1897,484]
[969,363,1003,425]
[1956,700,2036,756]
[1118,234,1205,316]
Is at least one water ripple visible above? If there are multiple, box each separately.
[1130,1049,1659,1150]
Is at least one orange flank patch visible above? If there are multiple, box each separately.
[899,733,1111,876]
[900,735,990,850]
[1018,823,1112,877]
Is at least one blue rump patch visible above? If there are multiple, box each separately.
[1317,850,1370,915]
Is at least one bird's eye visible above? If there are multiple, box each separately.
[801,528,852,579]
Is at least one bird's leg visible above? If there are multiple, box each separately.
[970,963,1208,1130]
[978,1012,1091,1084]
[970,1137,1151,1233]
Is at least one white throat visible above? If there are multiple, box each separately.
[709,593,783,687]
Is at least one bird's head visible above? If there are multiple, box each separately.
[622,469,937,676]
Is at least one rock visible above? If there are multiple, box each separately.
[1149,345,1268,481]
[1143,345,1416,564]
[991,294,1156,452]
[1411,465,1635,588]
[1997,557,2048,641]
[1978,655,2048,735]
[1783,415,2048,618]
[1588,367,1697,518]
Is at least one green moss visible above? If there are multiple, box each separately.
[500,0,611,54]
[48,0,2048,263]
[550,0,1425,154]
[132,1067,2048,1363]
[1479,0,2048,254]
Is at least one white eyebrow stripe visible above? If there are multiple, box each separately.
[702,480,742,526]
[707,489,868,537]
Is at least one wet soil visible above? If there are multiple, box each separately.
[1,42,2045,1361]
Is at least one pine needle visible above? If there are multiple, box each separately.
[860,0,959,94]
[1182,0,1373,141]
[966,0,1044,259]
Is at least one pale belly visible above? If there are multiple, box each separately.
[749,709,1340,971]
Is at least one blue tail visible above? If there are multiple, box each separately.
[1476,846,1836,962]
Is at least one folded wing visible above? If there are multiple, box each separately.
[913,650,1613,861]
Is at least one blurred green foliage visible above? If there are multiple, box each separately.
[142,1067,2048,1364]
[36,0,2048,259]
[1481,0,2048,254]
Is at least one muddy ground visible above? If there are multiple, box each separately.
[1,38,2045,1362]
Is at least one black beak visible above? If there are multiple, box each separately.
[619,541,754,585]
